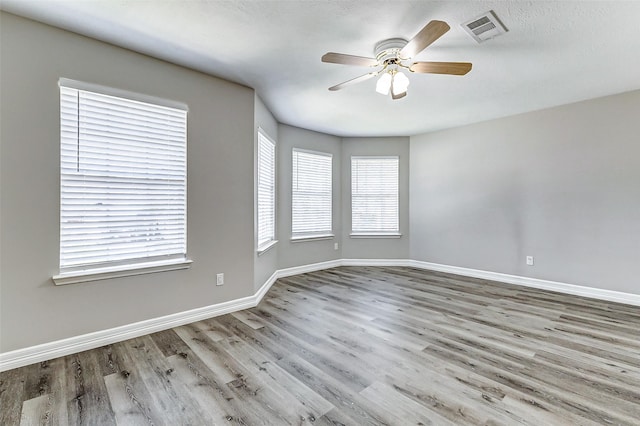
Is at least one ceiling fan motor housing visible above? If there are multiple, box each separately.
[374,38,408,62]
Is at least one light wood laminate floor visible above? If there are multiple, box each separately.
[1,266,639,425]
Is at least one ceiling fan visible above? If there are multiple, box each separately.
[321,20,472,100]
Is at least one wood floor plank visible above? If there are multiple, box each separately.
[230,310,266,330]
[22,359,62,401]
[0,366,26,426]
[20,394,51,426]
[149,329,191,358]
[64,350,116,425]
[164,353,247,424]
[275,352,391,425]
[173,323,246,384]
[225,370,321,425]
[533,348,640,389]
[94,345,121,378]
[251,304,375,392]
[113,335,212,425]
[339,337,534,425]
[359,381,458,425]
[103,372,158,426]
[519,363,640,420]
[2,266,639,425]
[195,317,236,342]
[219,336,335,418]
[19,359,68,426]
[422,338,636,425]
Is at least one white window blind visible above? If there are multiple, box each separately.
[257,129,276,249]
[59,80,187,272]
[351,156,399,234]
[292,149,332,238]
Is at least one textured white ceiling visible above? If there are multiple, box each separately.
[2,1,640,137]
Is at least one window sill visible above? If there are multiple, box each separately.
[257,240,278,256]
[290,234,335,243]
[52,258,193,286]
[350,233,402,239]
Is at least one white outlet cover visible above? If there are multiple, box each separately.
[526,256,534,266]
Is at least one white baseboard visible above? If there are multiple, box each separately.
[0,278,274,372]
[277,259,342,278]
[0,261,333,372]
[341,258,410,267]
[3,257,638,371]
[408,260,640,307]
[255,270,279,301]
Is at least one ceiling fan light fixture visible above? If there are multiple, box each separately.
[376,72,392,95]
[392,71,410,96]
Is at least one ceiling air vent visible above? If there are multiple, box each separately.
[462,10,507,43]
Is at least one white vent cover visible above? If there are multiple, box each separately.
[462,10,507,43]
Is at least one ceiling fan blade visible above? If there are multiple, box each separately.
[328,72,379,91]
[391,91,407,100]
[322,52,379,67]
[400,20,450,58]
[410,61,472,75]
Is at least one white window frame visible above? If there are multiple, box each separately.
[257,128,277,254]
[53,78,191,285]
[291,148,333,241]
[350,155,401,238]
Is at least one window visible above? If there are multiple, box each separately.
[351,156,400,235]
[291,149,333,239]
[257,129,276,252]
[56,78,189,283]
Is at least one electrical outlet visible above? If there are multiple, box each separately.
[526,256,534,266]
[216,273,224,286]
[334,243,339,250]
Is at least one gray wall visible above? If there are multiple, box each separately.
[410,90,640,295]
[0,13,256,352]
[253,95,279,291]
[3,11,639,356]
[277,124,342,269]
[341,137,411,259]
